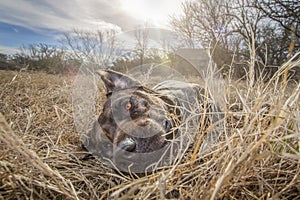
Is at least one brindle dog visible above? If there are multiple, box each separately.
[84,70,222,172]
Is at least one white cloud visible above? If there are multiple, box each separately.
[0,45,20,55]
[0,0,184,33]
[0,0,185,54]
[0,1,144,33]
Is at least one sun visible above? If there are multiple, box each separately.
[122,0,182,27]
[122,0,164,25]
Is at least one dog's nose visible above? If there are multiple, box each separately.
[118,137,136,152]
[163,119,172,132]
[135,118,150,126]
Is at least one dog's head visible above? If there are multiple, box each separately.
[96,70,179,153]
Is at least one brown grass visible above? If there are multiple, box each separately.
[0,56,299,200]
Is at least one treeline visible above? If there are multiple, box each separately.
[0,27,177,75]
[0,29,171,74]
[0,43,82,74]
[0,43,85,74]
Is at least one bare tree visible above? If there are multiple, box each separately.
[254,0,300,59]
[0,53,8,62]
[134,26,151,66]
[171,0,235,49]
[170,0,243,72]
[17,43,66,73]
[23,43,63,61]
[170,0,298,68]
[170,2,197,48]
[227,0,270,63]
[112,27,174,72]
[254,0,300,38]
[61,29,119,69]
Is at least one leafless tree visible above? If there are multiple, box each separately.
[170,0,245,72]
[170,2,197,48]
[254,0,300,59]
[0,53,8,62]
[171,0,235,49]
[23,43,63,61]
[134,27,150,66]
[17,43,66,73]
[170,0,297,68]
[61,29,119,69]
[254,0,300,38]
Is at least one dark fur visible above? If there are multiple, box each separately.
[84,70,222,171]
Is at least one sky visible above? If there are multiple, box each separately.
[0,0,184,55]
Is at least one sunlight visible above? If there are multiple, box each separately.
[122,0,182,27]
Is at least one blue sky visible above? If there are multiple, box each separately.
[0,0,183,55]
[0,22,61,50]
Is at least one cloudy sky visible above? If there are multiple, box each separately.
[0,0,184,54]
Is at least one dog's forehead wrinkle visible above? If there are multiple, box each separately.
[111,95,130,104]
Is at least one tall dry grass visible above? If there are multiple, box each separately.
[0,53,299,199]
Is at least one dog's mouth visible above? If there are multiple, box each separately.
[114,117,175,153]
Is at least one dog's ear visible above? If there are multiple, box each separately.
[97,70,140,93]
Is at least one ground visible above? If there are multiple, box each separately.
[0,69,299,199]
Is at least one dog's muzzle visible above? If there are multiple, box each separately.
[114,117,173,153]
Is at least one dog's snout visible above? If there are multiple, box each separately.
[135,118,150,126]
[118,137,136,152]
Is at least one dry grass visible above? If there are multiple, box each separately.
[0,55,299,199]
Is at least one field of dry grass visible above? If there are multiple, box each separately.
[0,58,299,199]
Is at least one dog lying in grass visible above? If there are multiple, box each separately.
[84,70,223,172]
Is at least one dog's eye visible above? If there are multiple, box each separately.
[125,101,132,110]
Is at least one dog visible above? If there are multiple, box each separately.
[84,70,223,172]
